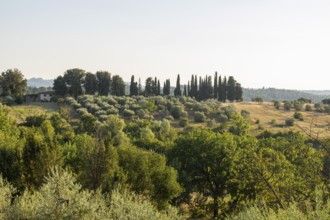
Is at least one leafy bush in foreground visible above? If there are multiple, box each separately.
[0,169,182,220]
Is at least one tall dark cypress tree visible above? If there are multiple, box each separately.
[163,82,166,95]
[187,82,190,97]
[130,75,138,96]
[222,76,227,102]
[214,71,218,99]
[218,75,222,101]
[199,76,202,99]
[174,74,181,96]
[153,77,158,95]
[227,76,236,102]
[145,77,154,96]
[207,75,213,99]
[183,85,187,96]
[235,82,243,102]
[163,79,170,95]
[138,78,142,95]
[194,75,198,98]
[157,80,161,95]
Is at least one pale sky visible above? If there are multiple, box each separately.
[1,0,330,90]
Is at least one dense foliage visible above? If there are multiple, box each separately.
[1,68,330,219]
[52,69,243,102]
[0,69,27,104]
[1,91,330,219]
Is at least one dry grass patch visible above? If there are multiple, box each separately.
[8,102,59,123]
[223,102,330,138]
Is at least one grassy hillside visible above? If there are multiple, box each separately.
[225,102,330,138]
[7,102,59,123]
[5,96,330,139]
[243,88,329,102]
[61,94,330,139]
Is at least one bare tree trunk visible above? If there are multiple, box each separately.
[257,169,285,209]
[213,196,219,218]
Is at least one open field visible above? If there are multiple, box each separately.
[223,102,330,138]
[7,102,59,123]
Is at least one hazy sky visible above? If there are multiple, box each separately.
[1,0,330,90]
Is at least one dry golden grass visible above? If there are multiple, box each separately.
[8,102,59,124]
[223,102,330,138]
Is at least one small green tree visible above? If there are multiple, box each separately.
[96,71,111,96]
[0,69,27,97]
[285,118,294,126]
[63,68,85,98]
[112,75,125,96]
[118,145,182,209]
[293,112,303,121]
[171,129,240,218]
[194,111,206,123]
[84,72,98,95]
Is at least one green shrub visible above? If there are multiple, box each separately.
[165,115,174,121]
[72,102,81,109]
[194,111,206,123]
[15,95,24,104]
[216,113,228,123]
[136,109,146,118]
[284,101,292,110]
[230,194,330,220]
[56,97,64,103]
[2,169,182,220]
[171,106,184,119]
[106,108,119,115]
[221,105,236,119]
[285,118,294,126]
[251,97,263,103]
[240,110,250,118]
[293,101,303,111]
[4,96,14,105]
[192,103,210,114]
[270,119,276,125]
[88,104,101,113]
[297,97,311,103]
[325,106,330,114]
[273,100,281,109]
[98,115,108,121]
[179,117,189,127]
[305,104,313,111]
[24,115,47,127]
[314,103,325,112]
[180,110,188,118]
[206,119,215,128]
[76,108,89,116]
[95,110,107,117]
[123,109,135,118]
[293,111,303,121]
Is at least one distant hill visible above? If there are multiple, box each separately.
[243,88,330,103]
[302,90,330,96]
[27,78,54,87]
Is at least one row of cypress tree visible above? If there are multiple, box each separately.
[54,69,243,102]
[135,72,243,102]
